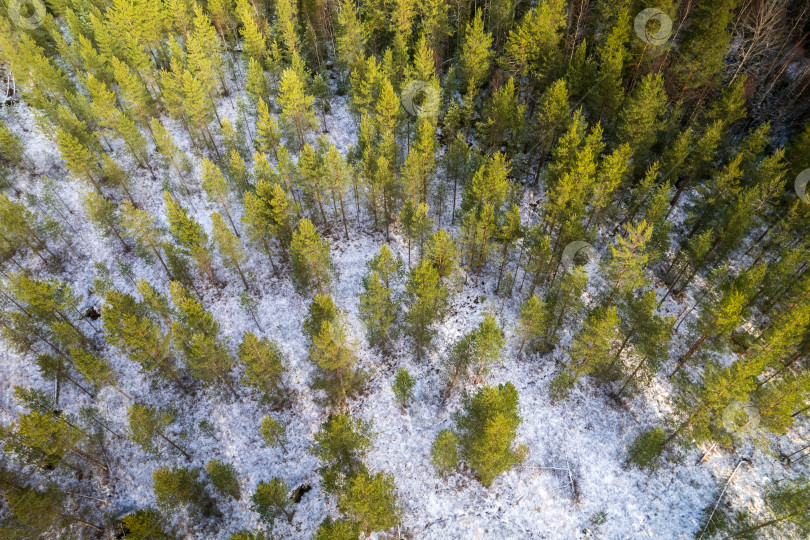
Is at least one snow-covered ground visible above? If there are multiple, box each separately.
[1,87,807,540]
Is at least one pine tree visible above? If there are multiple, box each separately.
[477,77,525,153]
[310,311,361,407]
[153,466,218,518]
[127,402,190,459]
[470,313,506,376]
[425,229,460,280]
[119,200,173,280]
[205,459,241,500]
[252,478,293,524]
[404,260,450,359]
[431,429,460,477]
[255,99,281,158]
[315,516,362,540]
[169,282,238,397]
[517,295,548,356]
[102,285,183,388]
[671,285,747,376]
[278,67,318,149]
[82,190,128,249]
[453,382,527,486]
[310,412,374,495]
[616,73,668,163]
[600,220,652,310]
[674,0,740,90]
[164,192,217,283]
[202,158,240,237]
[290,219,335,295]
[392,368,415,408]
[212,211,251,290]
[358,245,402,350]
[120,508,173,540]
[239,332,287,404]
[260,416,288,451]
[459,10,493,93]
[552,306,620,399]
[339,470,401,534]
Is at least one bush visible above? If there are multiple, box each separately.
[431,429,460,477]
[391,368,415,407]
[205,459,241,500]
[627,427,667,469]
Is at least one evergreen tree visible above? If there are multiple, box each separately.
[425,229,460,280]
[127,402,190,459]
[310,412,374,495]
[459,10,493,93]
[404,260,450,359]
[205,459,241,500]
[119,200,173,280]
[239,333,287,404]
[278,67,318,149]
[339,470,401,534]
[252,478,293,524]
[152,466,218,518]
[392,368,415,408]
[201,158,241,237]
[120,508,173,540]
[290,219,335,295]
[164,192,217,283]
[260,416,288,451]
[102,286,183,387]
[82,190,128,249]
[431,429,461,477]
[453,382,527,486]
[315,516,362,540]
[358,244,402,350]
[169,282,238,397]
[212,211,251,290]
[469,313,506,376]
[517,295,548,356]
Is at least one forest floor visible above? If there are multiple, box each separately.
[1,90,808,540]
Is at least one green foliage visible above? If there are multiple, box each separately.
[358,244,402,349]
[431,429,460,477]
[454,382,526,486]
[152,466,218,518]
[239,333,287,404]
[291,219,335,295]
[260,416,288,451]
[252,477,293,524]
[315,516,362,540]
[392,368,415,407]
[627,427,666,469]
[311,412,374,495]
[404,260,450,359]
[127,402,176,456]
[205,459,241,500]
[121,508,173,540]
[339,470,401,533]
